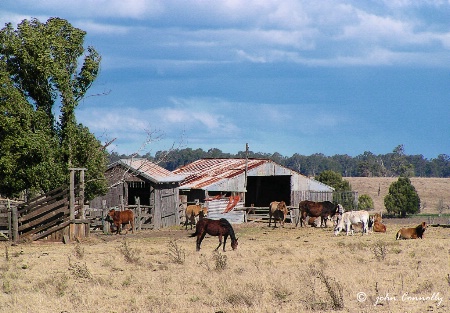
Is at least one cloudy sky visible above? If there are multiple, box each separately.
[1,0,449,159]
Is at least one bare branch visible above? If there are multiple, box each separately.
[105,128,185,190]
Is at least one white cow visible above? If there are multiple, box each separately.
[334,210,370,236]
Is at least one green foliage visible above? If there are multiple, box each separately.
[0,18,107,199]
[315,170,356,210]
[118,146,450,178]
[314,170,351,192]
[358,194,374,210]
[356,151,386,177]
[386,145,415,177]
[384,177,420,217]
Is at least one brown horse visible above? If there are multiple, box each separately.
[298,200,340,228]
[106,209,134,234]
[268,201,288,228]
[190,218,238,252]
[184,204,208,230]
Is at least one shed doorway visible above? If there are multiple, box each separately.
[246,175,291,207]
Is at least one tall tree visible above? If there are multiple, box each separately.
[0,18,107,200]
[384,177,420,217]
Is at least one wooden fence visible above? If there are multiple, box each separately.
[87,201,154,233]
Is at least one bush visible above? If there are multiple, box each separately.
[358,194,374,210]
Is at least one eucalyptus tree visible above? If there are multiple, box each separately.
[0,18,107,199]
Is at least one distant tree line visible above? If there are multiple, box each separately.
[108,144,450,178]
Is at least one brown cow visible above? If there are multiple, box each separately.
[107,209,134,234]
[373,221,387,233]
[396,222,427,240]
[369,213,385,232]
[373,213,382,223]
[184,204,208,230]
[269,201,288,228]
[298,200,340,228]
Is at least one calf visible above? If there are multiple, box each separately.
[396,222,426,240]
[309,216,332,228]
[269,201,288,227]
[184,204,208,230]
[373,221,387,233]
[308,216,320,227]
[334,210,370,236]
[107,209,134,234]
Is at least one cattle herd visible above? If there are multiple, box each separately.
[105,200,427,249]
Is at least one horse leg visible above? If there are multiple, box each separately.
[268,214,272,227]
[196,231,206,251]
[215,234,223,251]
[222,234,228,252]
[189,215,196,230]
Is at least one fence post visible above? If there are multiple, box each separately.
[79,169,85,219]
[69,169,75,220]
[135,196,141,232]
[11,204,18,243]
[102,200,110,234]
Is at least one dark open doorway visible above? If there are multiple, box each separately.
[246,175,291,207]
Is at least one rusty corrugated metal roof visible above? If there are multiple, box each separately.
[173,158,269,189]
[110,158,186,183]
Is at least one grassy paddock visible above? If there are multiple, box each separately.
[0,222,448,313]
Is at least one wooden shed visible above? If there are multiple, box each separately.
[173,158,334,222]
[89,159,185,229]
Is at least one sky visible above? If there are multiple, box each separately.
[1,0,449,159]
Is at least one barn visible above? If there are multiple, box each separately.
[89,158,185,229]
[173,158,334,222]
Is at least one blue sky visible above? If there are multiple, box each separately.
[1,0,449,159]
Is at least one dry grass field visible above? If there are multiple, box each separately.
[0,177,448,312]
[345,177,450,214]
[0,220,448,313]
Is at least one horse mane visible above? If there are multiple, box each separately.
[219,218,236,241]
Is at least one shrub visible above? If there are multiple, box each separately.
[358,194,374,210]
[167,240,185,264]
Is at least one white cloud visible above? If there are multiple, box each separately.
[76,21,131,35]
[13,0,164,19]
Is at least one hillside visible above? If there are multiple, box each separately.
[344,177,450,214]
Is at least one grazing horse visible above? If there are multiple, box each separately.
[334,210,370,236]
[298,200,340,228]
[268,201,288,228]
[107,209,134,234]
[191,218,238,252]
[396,222,427,240]
[184,204,208,230]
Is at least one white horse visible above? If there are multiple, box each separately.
[334,210,370,236]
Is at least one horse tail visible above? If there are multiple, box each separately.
[395,230,400,240]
